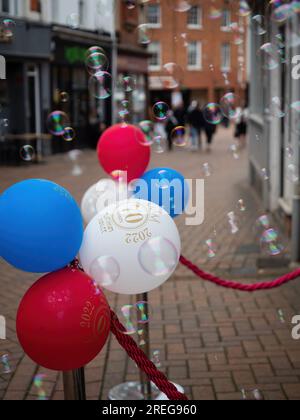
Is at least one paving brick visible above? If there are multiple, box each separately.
[217,392,243,400]
[188,360,208,372]
[213,378,236,393]
[167,343,185,355]
[264,391,286,400]
[252,364,274,379]
[168,366,188,380]
[269,356,293,370]
[233,370,256,386]
[192,385,215,400]
[282,384,300,399]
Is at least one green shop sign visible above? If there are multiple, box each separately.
[65,46,86,64]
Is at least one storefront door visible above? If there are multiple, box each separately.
[26,64,41,134]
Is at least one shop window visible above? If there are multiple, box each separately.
[0,0,9,13]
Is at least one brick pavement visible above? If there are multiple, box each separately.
[0,127,300,400]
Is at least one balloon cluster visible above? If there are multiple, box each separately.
[0,179,110,371]
[0,123,188,372]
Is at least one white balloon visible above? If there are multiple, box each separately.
[79,199,181,295]
[81,179,130,225]
[81,183,99,225]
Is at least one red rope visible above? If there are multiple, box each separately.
[110,309,188,401]
[72,261,188,400]
[180,255,300,292]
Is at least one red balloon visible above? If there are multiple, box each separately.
[16,268,111,371]
[97,123,151,182]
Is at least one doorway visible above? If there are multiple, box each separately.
[26,64,41,134]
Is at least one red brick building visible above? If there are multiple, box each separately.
[142,0,248,107]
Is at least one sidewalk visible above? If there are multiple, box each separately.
[1,127,300,400]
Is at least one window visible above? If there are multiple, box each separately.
[30,0,41,12]
[221,43,231,71]
[187,6,202,28]
[221,9,231,29]
[0,0,18,14]
[79,0,85,26]
[187,41,202,69]
[0,0,11,13]
[51,0,58,21]
[146,4,161,27]
[148,42,161,70]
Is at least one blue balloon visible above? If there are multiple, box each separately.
[133,168,189,218]
[0,179,83,273]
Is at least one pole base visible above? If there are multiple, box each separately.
[108,381,184,401]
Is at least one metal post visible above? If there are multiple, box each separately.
[292,181,300,262]
[137,292,152,400]
[63,368,86,401]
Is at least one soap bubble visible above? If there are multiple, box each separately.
[258,43,282,71]
[89,71,112,99]
[47,111,69,136]
[260,228,284,256]
[153,102,170,121]
[203,103,223,125]
[20,145,35,162]
[89,256,120,287]
[220,93,241,120]
[138,237,179,277]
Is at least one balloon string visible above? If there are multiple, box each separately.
[180,255,300,292]
[110,309,188,401]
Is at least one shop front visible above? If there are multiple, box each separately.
[51,27,113,152]
[116,46,149,124]
[0,19,51,164]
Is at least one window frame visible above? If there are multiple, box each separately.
[146,3,161,28]
[0,0,16,15]
[148,41,162,71]
[221,43,231,72]
[187,5,203,29]
[187,41,202,70]
[27,0,42,19]
[221,9,231,31]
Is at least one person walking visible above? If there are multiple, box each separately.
[174,104,186,127]
[187,101,205,151]
[234,106,249,148]
[165,110,179,151]
[204,120,217,153]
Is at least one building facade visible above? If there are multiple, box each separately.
[0,0,115,33]
[0,0,115,160]
[248,1,300,261]
[142,0,248,108]
[114,0,149,124]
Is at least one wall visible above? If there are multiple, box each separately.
[146,0,248,101]
[2,0,115,33]
[50,0,115,33]
[248,6,300,221]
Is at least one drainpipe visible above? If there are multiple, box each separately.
[292,181,300,263]
[111,0,118,125]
